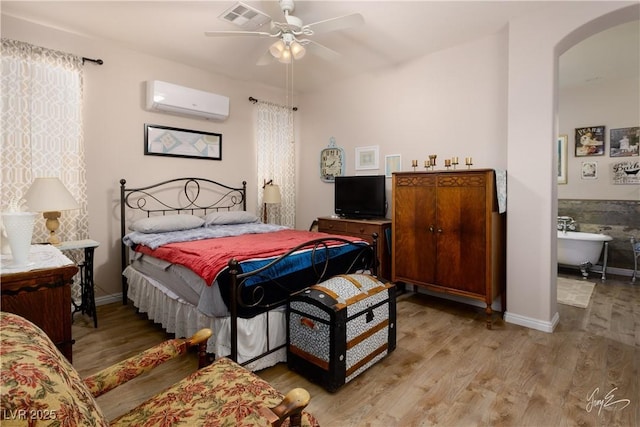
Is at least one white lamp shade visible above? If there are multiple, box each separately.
[263,184,281,204]
[269,39,285,57]
[290,41,306,60]
[24,177,79,212]
[278,48,292,64]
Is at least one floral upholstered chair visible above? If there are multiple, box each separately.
[0,312,319,427]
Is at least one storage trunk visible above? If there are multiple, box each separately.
[287,274,396,392]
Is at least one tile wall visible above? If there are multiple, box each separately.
[558,199,640,272]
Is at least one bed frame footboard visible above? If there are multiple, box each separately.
[227,235,378,366]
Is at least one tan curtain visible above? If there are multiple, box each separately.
[1,39,89,243]
[256,101,295,227]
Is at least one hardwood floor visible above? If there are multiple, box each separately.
[72,273,639,426]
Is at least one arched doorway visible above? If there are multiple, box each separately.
[504,2,639,332]
[557,20,639,278]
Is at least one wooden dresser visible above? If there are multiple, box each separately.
[392,169,506,328]
[1,264,78,361]
[317,216,392,281]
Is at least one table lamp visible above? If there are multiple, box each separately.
[262,180,281,223]
[24,177,79,244]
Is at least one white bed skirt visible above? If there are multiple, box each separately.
[123,266,286,371]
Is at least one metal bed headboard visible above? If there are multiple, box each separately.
[119,177,247,304]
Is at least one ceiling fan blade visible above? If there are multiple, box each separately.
[304,40,342,63]
[305,13,364,35]
[204,30,274,38]
[256,49,275,66]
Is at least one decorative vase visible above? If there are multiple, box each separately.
[1,212,38,267]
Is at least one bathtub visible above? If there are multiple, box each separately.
[557,231,613,279]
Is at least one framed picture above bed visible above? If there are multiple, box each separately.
[144,124,222,160]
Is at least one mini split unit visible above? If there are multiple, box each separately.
[146,80,230,121]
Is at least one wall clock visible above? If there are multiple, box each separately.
[320,137,345,182]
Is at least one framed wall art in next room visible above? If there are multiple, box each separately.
[610,127,639,157]
[575,126,605,157]
[558,135,567,184]
[611,159,640,185]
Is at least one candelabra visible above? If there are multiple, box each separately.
[452,157,459,170]
[465,157,473,169]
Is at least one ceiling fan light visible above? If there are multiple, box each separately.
[278,48,292,64]
[269,39,285,58]
[290,41,305,60]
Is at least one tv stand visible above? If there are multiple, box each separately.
[317,216,391,281]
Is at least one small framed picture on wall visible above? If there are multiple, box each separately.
[581,161,598,180]
[575,126,605,157]
[385,154,402,178]
[355,145,379,170]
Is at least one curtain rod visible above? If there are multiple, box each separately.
[82,57,104,65]
[249,96,298,111]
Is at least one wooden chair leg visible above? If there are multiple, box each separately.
[258,388,311,427]
[185,329,212,369]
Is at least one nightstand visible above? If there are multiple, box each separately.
[317,216,392,281]
[1,245,78,361]
[57,239,100,328]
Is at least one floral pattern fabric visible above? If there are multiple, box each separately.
[1,312,319,426]
[0,312,109,426]
[110,357,320,427]
[84,339,187,398]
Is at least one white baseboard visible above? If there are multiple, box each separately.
[95,293,122,306]
[504,310,559,333]
[408,284,560,333]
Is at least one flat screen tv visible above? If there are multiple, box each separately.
[334,175,387,219]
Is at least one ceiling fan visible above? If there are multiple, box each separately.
[205,0,364,65]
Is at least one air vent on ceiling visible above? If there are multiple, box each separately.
[218,2,271,31]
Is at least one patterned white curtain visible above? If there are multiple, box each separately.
[256,102,295,227]
[1,39,89,243]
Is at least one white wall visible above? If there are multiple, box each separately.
[1,14,287,301]
[297,30,509,229]
[559,76,640,199]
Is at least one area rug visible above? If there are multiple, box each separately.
[557,277,596,308]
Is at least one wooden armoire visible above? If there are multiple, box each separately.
[391,169,506,328]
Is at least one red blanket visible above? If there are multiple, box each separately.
[135,229,363,285]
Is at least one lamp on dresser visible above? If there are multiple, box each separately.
[24,177,79,245]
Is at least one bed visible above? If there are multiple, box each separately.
[120,177,377,371]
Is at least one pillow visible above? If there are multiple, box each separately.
[129,215,205,233]
[203,211,259,226]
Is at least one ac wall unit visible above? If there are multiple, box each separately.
[146,80,229,121]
